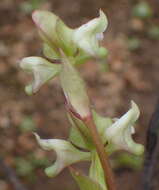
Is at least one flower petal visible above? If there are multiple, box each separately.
[34,133,90,177]
[105,101,144,155]
[73,10,108,57]
[20,57,61,95]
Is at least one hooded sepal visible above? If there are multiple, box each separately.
[20,56,61,95]
[34,133,90,177]
[32,10,75,56]
[73,10,108,57]
[105,101,144,155]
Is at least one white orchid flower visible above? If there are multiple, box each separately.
[20,57,61,95]
[34,133,90,177]
[73,10,108,57]
[105,101,144,155]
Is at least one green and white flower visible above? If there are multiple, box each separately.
[20,56,61,95]
[105,101,144,155]
[73,10,108,57]
[34,133,90,177]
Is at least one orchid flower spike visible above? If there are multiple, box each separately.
[105,101,144,155]
[73,10,108,58]
[34,133,90,177]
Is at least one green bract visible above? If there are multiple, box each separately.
[60,54,91,119]
[89,151,107,190]
[105,101,144,155]
[71,168,105,190]
[34,133,90,177]
[69,110,113,150]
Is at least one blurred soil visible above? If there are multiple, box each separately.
[0,0,159,190]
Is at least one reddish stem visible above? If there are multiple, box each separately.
[83,116,117,190]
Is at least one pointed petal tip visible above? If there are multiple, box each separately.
[99,9,105,17]
[130,100,140,119]
[33,132,40,142]
[99,9,108,27]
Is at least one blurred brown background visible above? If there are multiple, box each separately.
[0,0,159,189]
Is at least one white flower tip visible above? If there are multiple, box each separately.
[99,9,108,31]
[33,132,40,143]
[33,133,53,151]
[99,9,106,19]
[130,100,140,120]
[19,57,27,69]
